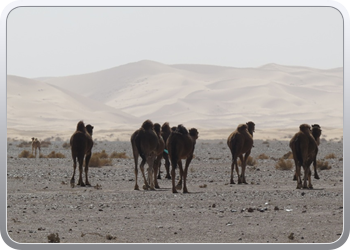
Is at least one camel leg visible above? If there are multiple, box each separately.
[164,155,171,179]
[32,146,34,156]
[84,153,91,186]
[230,158,235,184]
[176,161,183,190]
[70,157,77,188]
[295,161,302,189]
[170,158,178,193]
[154,155,161,188]
[139,159,150,190]
[313,159,320,180]
[77,156,85,186]
[242,151,250,184]
[157,157,162,180]
[302,166,308,189]
[237,155,244,184]
[132,145,140,190]
[183,156,193,193]
[146,155,156,190]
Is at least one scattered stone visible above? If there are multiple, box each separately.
[247,208,254,212]
[274,206,279,211]
[288,233,294,240]
[47,233,60,243]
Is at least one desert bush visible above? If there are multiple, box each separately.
[238,156,256,166]
[110,151,129,159]
[89,152,112,167]
[18,150,35,158]
[275,159,293,170]
[257,154,269,160]
[282,151,293,159]
[324,153,336,159]
[317,160,331,170]
[94,150,109,159]
[62,142,70,149]
[39,153,47,158]
[47,151,65,158]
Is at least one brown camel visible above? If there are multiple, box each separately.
[152,123,165,188]
[157,122,172,180]
[31,137,41,157]
[292,124,322,181]
[167,125,199,193]
[130,120,159,190]
[227,121,255,184]
[289,124,319,189]
[70,121,94,188]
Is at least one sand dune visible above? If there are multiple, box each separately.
[7,61,343,140]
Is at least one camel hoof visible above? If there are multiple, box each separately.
[308,186,313,189]
[157,176,161,180]
[155,185,160,189]
[230,180,235,184]
[166,175,171,179]
[314,175,320,180]
[172,189,178,193]
[134,185,139,190]
[183,189,189,194]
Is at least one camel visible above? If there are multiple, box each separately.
[227,121,255,184]
[292,124,322,180]
[130,120,159,190]
[70,121,94,188]
[157,122,172,180]
[31,137,41,157]
[289,124,319,189]
[152,123,165,188]
[167,124,199,193]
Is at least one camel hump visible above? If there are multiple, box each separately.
[299,124,311,133]
[76,121,86,132]
[141,120,154,130]
[154,123,161,133]
[237,124,248,132]
[175,124,188,135]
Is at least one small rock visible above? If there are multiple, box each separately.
[274,206,279,211]
[247,208,254,212]
[288,233,294,240]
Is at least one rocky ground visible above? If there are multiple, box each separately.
[6,137,343,244]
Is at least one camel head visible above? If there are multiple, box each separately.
[246,121,255,135]
[175,124,189,135]
[311,124,322,144]
[31,137,35,141]
[171,126,177,132]
[85,124,94,136]
[189,128,199,140]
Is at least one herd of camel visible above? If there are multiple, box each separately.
[65,119,322,193]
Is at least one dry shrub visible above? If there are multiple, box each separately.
[324,153,336,159]
[47,151,65,158]
[282,151,293,159]
[257,153,269,160]
[110,151,129,159]
[275,159,293,170]
[317,160,331,170]
[93,150,109,159]
[62,142,70,149]
[39,153,47,158]
[89,152,112,168]
[262,140,269,145]
[238,156,256,166]
[18,150,35,158]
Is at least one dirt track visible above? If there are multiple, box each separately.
[6,138,343,243]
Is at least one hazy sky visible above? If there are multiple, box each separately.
[7,6,343,78]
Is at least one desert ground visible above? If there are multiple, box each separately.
[6,134,343,244]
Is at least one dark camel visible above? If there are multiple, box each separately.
[292,124,322,181]
[157,122,171,180]
[227,121,255,184]
[31,137,41,157]
[289,124,319,189]
[70,121,94,188]
[130,120,159,190]
[167,125,199,193]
